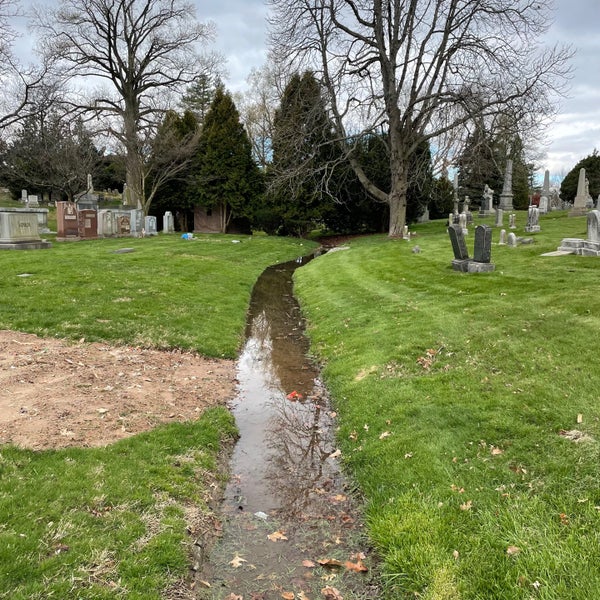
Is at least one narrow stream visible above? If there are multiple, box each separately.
[196,255,377,600]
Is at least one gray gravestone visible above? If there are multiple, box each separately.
[570,168,589,217]
[448,224,469,260]
[163,211,174,233]
[509,213,516,229]
[499,159,514,211]
[495,208,504,228]
[525,206,541,233]
[473,225,493,263]
[144,215,157,236]
[507,232,517,247]
[498,229,507,245]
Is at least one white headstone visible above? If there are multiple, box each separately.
[507,232,517,247]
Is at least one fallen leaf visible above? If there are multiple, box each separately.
[328,449,342,459]
[321,586,343,600]
[287,390,303,400]
[198,580,211,588]
[298,592,310,600]
[460,500,472,511]
[491,446,503,455]
[506,545,521,556]
[452,550,459,560]
[344,560,368,572]
[302,559,316,568]
[281,592,295,599]
[330,494,347,503]
[267,530,288,542]
[559,512,569,526]
[379,431,391,439]
[229,554,247,568]
[321,574,336,582]
[318,558,344,568]
[577,413,583,424]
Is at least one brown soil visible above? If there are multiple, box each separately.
[0,330,237,451]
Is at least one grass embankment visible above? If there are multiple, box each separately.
[0,233,315,358]
[0,233,316,598]
[295,211,600,599]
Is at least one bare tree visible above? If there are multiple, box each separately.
[268,0,572,236]
[34,0,219,214]
[0,0,57,129]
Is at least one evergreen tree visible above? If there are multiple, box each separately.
[560,151,600,204]
[181,73,219,125]
[266,71,338,236]
[191,87,263,232]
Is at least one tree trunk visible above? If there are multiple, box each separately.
[387,157,409,237]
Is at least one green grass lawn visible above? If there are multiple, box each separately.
[0,232,316,598]
[0,233,316,358]
[294,211,600,599]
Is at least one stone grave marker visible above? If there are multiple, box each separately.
[56,201,79,238]
[0,208,51,250]
[507,232,517,247]
[78,209,98,239]
[499,159,514,211]
[569,168,589,217]
[495,208,504,228]
[473,225,493,263]
[163,211,174,233]
[498,229,507,245]
[447,224,495,272]
[144,215,158,235]
[525,206,541,233]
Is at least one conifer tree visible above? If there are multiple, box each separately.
[192,87,262,232]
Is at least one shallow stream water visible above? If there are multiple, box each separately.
[195,255,377,600]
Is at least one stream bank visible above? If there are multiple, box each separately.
[194,255,379,600]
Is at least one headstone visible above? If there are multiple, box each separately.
[473,225,493,263]
[458,212,468,235]
[98,209,115,237]
[448,224,469,261]
[448,224,495,272]
[499,159,514,211]
[144,215,158,236]
[539,170,550,214]
[495,208,504,228]
[116,214,131,235]
[163,211,175,233]
[479,184,495,217]
[27,194,39,207]
[448,212,456,225]
[525,206,541,233]
[78,209,98,239]
[417,205,430,223]
[570,168,589,217]
[498,229,507,245]
[507,232,517,247]
[509,213,516,229]
[0,208,51,250]
[21,189,27,203]
[56,201,79,238]
[587,210,600,243]
[402,225,409,238]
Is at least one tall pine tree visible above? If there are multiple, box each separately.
[266,71,338,236]
[192,87,262,232]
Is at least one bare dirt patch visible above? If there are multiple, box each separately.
[0,330,237,451]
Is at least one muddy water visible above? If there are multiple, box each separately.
[196,256,377,600]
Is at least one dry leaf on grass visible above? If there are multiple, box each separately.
[344,560,368,572]
[229,554,247,568]
[267,530,288,542]
[317,558,344,567]
[281,592,295,599]
[321,586,343,600]
[302,559,316,568]
[506,545,521,556]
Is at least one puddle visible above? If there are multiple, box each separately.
[195,256,378,600]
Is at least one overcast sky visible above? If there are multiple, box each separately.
[11,0,600,180]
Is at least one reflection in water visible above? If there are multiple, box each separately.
[197,255,375,599]
[225,255,340,516]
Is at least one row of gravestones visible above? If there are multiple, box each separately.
[56,202,175,240]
